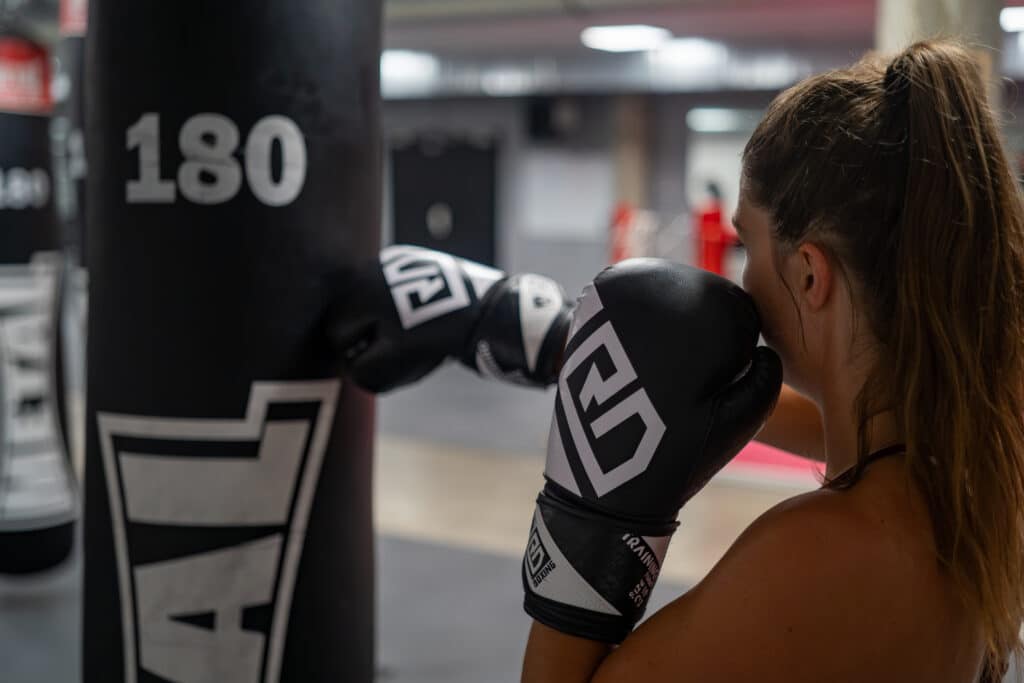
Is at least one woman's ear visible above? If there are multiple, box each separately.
[793,242,833,312]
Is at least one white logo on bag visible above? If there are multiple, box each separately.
[559,292,665,497]
[98,380,339,683]
[381,246,470,329]
[0,259,74,530]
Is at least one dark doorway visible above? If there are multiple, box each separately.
[390,135,497,266]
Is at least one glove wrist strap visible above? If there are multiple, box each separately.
[522,486,676,643]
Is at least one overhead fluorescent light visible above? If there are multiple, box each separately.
[380,50,440,83]
[1002,7,1024,32]
[648,38,728,69]
[685,108,761,134]
[581,24,671,53]
[481,67,533,96]
[728,55,803,89]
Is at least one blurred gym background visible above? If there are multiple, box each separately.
[2,0,1022,681]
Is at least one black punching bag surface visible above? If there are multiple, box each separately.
[83,3,381,682]
[51,0,89,496]
[0,33,76,575]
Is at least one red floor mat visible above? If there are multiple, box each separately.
[726,441,823,486]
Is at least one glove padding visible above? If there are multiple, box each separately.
[463,272,571,387]
[328,245,571,392]
[522,258,782,642]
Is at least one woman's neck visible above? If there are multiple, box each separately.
[819,374,902,479]
[812,320,902,478]
[822,407,901,478]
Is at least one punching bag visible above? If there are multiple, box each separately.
[52,0,88,263]
[0,33,76,574]
[83,3,381,682]
[50,0,89,482]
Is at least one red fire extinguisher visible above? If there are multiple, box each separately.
[610,202,634,263]
[695,182,738,276]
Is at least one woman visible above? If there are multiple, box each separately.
[523,39,1024,682]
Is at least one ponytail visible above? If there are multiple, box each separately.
[743,40,1024,676]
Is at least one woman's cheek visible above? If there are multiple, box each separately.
[741,250,760,297]
[740,256,768,319]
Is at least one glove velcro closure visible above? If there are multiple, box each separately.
[521,487,676,643]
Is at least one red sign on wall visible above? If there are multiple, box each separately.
[0,37,50,114]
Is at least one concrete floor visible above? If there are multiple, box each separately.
[0,549,79,683]
[0,532,686,683]
[377,363,555,456]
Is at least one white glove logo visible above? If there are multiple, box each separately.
[526,526,556,587]
[550,287,666,497]
[381,246,470,329]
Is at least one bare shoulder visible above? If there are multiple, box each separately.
[727,485,893,568]
[595,486,962,683]
[698,487,901,624]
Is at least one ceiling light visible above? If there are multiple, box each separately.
[686,108,749,134]
[481,67,532,96]
[728,55,803,89]
[1001,7,1024,32]
[648,38,728,69]
[380,50,439,83]
[581,24,671,53]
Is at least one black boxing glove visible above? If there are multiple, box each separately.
[521,258,782,642]
[329,245,572,393]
